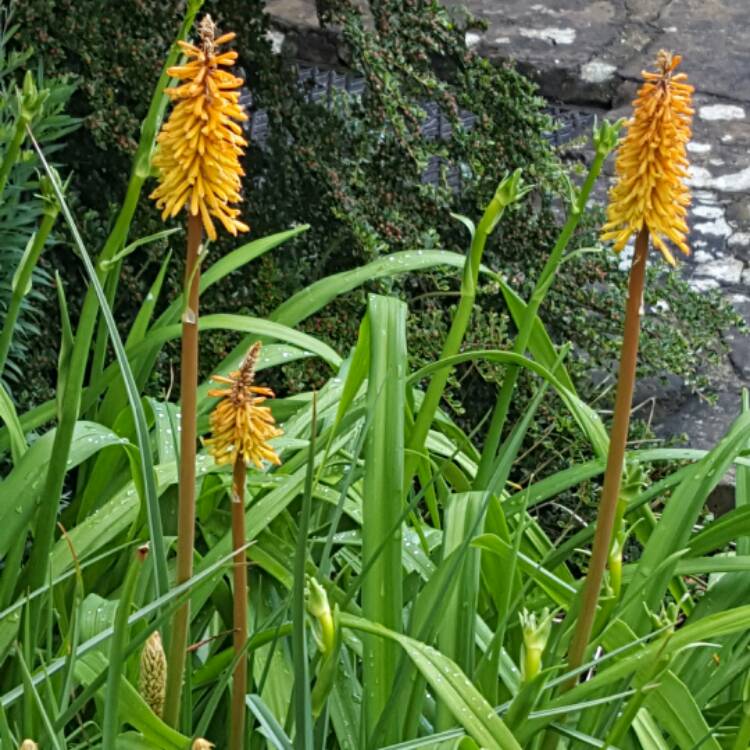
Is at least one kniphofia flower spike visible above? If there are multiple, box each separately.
[601,50,694,266]
[150,15,249,241]
[206,342,283,468]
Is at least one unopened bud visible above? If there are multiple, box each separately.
[306,576,335,654]
[519,608,553,683]
[592,117,626,157]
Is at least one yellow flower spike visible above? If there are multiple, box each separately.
[205,342,283,468]
[601,50,694,266]
[150,15,249,242]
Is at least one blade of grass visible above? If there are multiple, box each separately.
[361,295,407,748]
[247,694,295,750]
[26,131,170,602]
[0,381,26,465]
[436,493,485,731]
[101,545,149,748]
[15,646,63,750]
[293,392,317,750]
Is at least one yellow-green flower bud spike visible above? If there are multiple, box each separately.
[306,576,335,654]
[192,740,215,750]
[18,741,39,750]
[519,608,554,683]
[139,630,167,717]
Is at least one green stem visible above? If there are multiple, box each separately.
[101,545,148,748]
[0,209,58,379]
[230,459,248,750]
[474,151,606,489]
[293,394,316,750]
[402,196,506,492]
[564,227,650,685]
[164,213,203,729]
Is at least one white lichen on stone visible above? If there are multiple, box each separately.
[696,257,743,284]
[689,165,750,193]
[580,59,617,83]
[265,29,285,55]
[465,32,482,48]
[530,3,557,13]
[687,142,712,154]
[693,205,724,220]
[729,232,750,247]
[518,27,576,44]
[689,277,721,292]
[699,104,746,121]
[694,190,719,203]
[694,217,732,237]
[693,250,715,264]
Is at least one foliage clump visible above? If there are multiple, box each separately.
[11,0,740,447]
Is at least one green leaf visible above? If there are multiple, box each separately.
[624,410,750,632]
[292,394,316,750]
[28,133,170,600]
[342,614,522,750]
[246,694,295,750]
[361,295,407,747]
[436,493,485,731]
[0,381,26,465]
[0,422,124,559]
[408,350,608,458]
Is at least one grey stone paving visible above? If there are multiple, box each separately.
[263,0,750,453]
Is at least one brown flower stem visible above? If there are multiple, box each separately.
[164,212,202,728]
[230,458,248,750]
[564,226,650,687]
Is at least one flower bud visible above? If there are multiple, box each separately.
[17,71,48,123]
[306,576,335,654]
[139,631,167,718]
[592,117,625,157]
[519,608,553,683]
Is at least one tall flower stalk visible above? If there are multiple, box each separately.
[149,14,249,726]
[206,342,283,749]
[565,50,694,680]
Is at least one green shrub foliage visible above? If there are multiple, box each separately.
[12,0,739,446]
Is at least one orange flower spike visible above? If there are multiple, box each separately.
[205,342,284,469]
[150,16,249,241]
[601,50,694,266]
